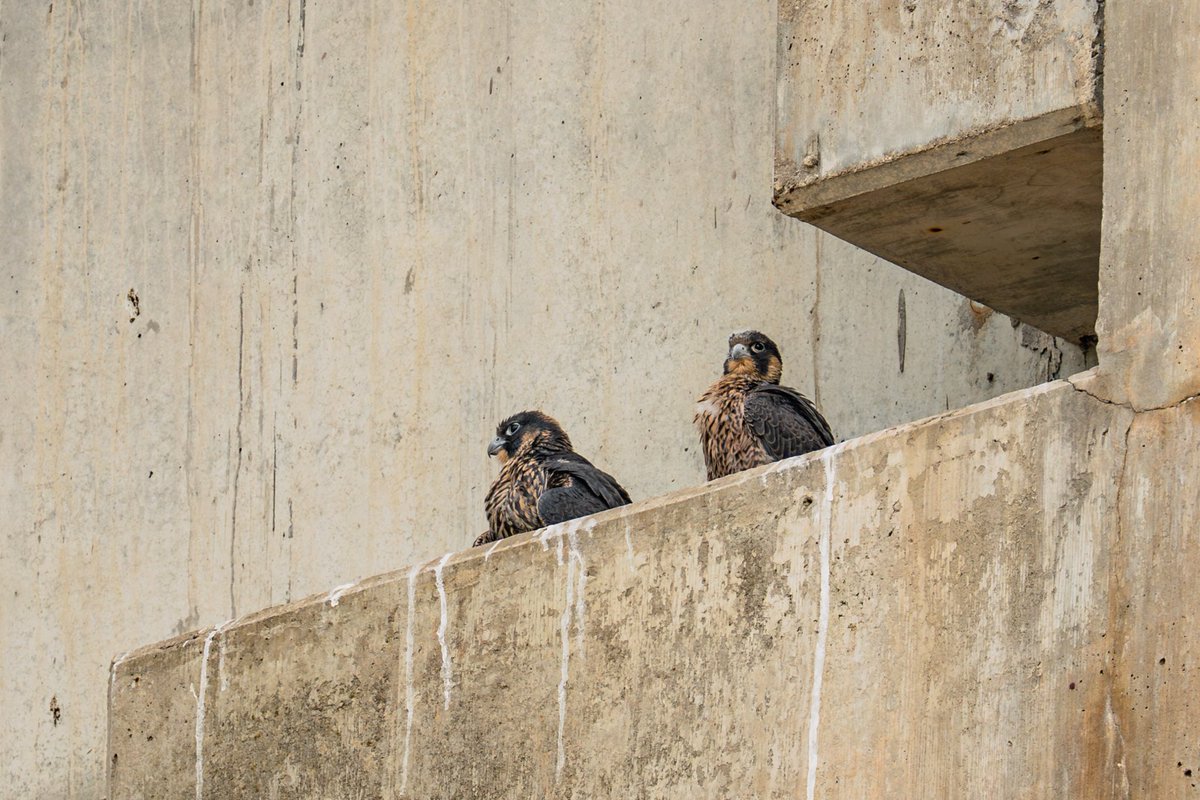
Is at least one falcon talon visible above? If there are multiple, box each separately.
[695,330,835,481]
[478,411,631,546]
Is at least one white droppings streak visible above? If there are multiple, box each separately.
[434,552,454,710]
[761,457,792,486]
[326,581,357,607]
[110,650,132,699]
[556,530,576,781]
[195,619,233,800]
[484,539,503,561]
[539,521,564,551]
[570,521,588,659]
[398,562,422,796]
[624,520,636,571]
[806,444,842,800]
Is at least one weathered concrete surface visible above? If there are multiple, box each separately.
[0,2,1087,796]
[111,378,1200,798]
[776,0,1104,342]
[1092,0,1200,410]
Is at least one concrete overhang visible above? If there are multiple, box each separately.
[775,1,1103,344]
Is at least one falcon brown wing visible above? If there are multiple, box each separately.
[537,453,631,525]
[744,383,835,461]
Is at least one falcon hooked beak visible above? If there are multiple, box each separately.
[723,341,757,377]
[488,436,507,460]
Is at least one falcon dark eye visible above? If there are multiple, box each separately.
[751,342,766,353]
[505,422,521,436]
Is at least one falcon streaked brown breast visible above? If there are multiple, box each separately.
[474,411,631,547]
[695,330,834,481]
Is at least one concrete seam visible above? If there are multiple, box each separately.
[1065,375,1200,414]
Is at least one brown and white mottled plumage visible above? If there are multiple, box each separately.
[695,330,834,481]
[474,411,631,546]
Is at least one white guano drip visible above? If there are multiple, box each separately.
[195,619,233,800]
[434,552,454,710]
[806,444,842,800]
[326,581,358,608]
[539,521,565,551]
[556,530,575,781]
[110,650,132,699]
[398,561,422,796]
[484,538,503,561]
[570,521,588,659]
[624,519,636,571]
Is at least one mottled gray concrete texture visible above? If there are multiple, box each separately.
[110,378,1200,798]
[0,2,1086,796]
[776,0,1104,342]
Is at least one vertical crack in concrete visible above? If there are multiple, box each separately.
[1103,414,1136,796]
[195,620,232,800]
[228,287,246,619]
[806,443,843,800]
[294,0,306,71]
[434,552,453,710]
[810,233,824,408]
[270,418,278,537]
[399,561,422,796]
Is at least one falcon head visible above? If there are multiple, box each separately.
[488,410,572,463]
[723,330,783,383]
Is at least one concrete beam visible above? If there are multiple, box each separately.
[1092,0,1200,410]
[775,0,1104,342]
[110,379,1200,798]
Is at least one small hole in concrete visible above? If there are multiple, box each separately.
[1069,682,1076,690]
[927,227,943,233]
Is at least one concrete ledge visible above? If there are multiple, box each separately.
[108,376,1200,797]
[776,1,1103,342]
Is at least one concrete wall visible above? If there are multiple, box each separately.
[0,1,1084,796]
[114,377,1193,798]
[1093,0,1200,411]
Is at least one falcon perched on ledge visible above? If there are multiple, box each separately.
[474,411,631,547]
[695,330,835,481]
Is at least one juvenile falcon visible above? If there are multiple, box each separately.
[695,330,834,481]
[474,411,631,546]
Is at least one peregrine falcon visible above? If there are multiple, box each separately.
[474,411,631,546]
[695,330,834,481]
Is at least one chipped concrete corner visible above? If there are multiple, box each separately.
[108,378,1200,798]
